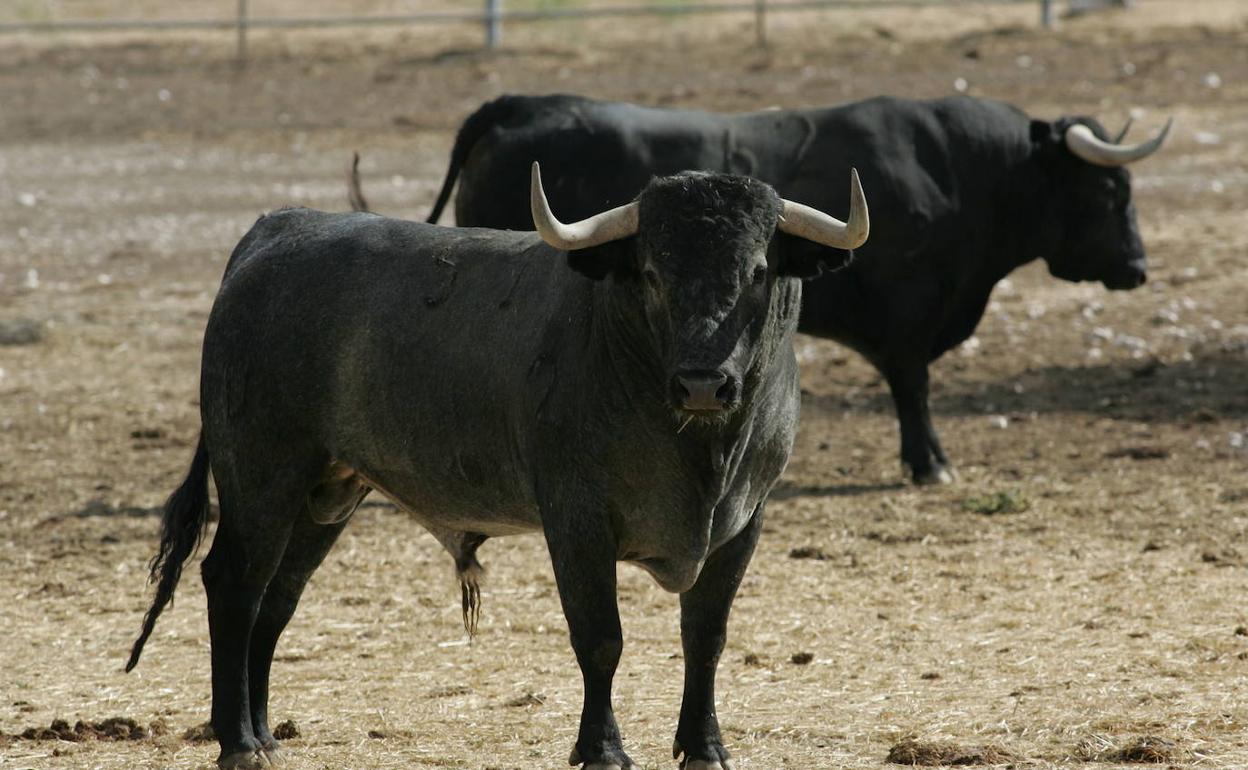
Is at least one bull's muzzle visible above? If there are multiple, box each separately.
[672,370,738,412]
[1103,262,1147,291]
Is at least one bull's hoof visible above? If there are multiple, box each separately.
[260,744,286,765]
[217,749,268,770]
[673,737,735,769]
[908,464,956,486]
[569,744,635,770]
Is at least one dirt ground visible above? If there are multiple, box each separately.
[2,1,1247,768]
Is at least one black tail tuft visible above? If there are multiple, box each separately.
[125,433,212,672]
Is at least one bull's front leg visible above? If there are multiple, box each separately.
[544,517,635,770]
[673,506,763,770]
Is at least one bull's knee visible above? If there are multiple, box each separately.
[578,636,622,673]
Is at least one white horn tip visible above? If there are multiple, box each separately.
[529,161,638,251]
[530,160,562,247]
[847,167,869,249]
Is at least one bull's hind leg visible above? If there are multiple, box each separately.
[883,363,954,485]
[672,506,762,770]
[202,470,308,770]
[247,508,357,761]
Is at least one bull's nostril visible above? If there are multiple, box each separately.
[673,371,731,411]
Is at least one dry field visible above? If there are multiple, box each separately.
[2,1,1247,768]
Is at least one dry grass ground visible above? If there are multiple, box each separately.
[1,1,1247,768]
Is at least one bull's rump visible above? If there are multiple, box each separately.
[200,209,576,533]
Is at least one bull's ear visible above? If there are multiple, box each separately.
[776,235,852,279]
[1030,119,1060,148]
[566,240,634,281]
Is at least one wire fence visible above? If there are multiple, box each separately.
[0,0,1107,59]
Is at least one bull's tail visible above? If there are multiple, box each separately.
[125,433,212,671]
[346,152,370,213]
[425,96,521,224]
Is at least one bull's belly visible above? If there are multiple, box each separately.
[351,463,543,538]
[402,504,541,538]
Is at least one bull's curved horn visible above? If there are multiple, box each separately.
[1064,118,1172,167]
[778,168,869,250]
[530,161,639,250]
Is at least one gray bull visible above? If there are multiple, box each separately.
[127,165,869,770]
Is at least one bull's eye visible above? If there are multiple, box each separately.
[752,265,768,284]
[642,268,661,291]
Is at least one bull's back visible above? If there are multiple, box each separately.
[455,95,728,227]
[202,209,580,530]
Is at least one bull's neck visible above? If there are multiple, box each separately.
[992,152,1062,279]
[591,283,660,395]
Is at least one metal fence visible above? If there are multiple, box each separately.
[0,0,1105,60]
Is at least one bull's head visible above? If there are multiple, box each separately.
[530,162,867,417]
[1031,115,1171,290]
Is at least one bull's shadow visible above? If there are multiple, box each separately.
[769,480,905,501]
[803,347,1248,424]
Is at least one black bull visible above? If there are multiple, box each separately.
[127,169,869,770]
[394,93,1167,484]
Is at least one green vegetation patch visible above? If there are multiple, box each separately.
[960,489,1030,515]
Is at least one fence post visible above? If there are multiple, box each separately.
[485,0,502,49]
[1040,0,1054,28]
[236,0,249,64]
[755,0,767,47]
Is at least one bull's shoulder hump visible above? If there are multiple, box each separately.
[926,95,1029,131]
[218,213,577,342]
[254,210,536,249]
[795,95,994,130]
[228,210,548,278]
[592,100,726,129]
[224,207,337,275]
[238,207,375,247]
[744,97,924,138]
[246,206,325,235]
[491,92,602,122]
